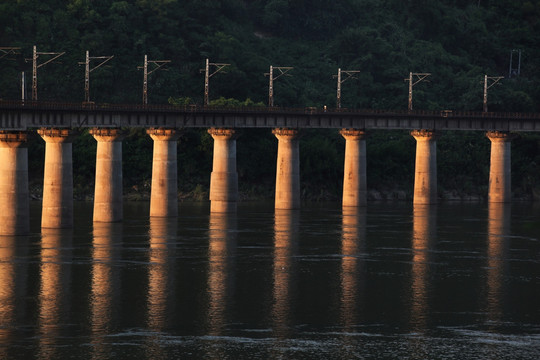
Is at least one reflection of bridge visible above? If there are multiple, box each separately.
[0,100,534,235]
[0,204,513,354]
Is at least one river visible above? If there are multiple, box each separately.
[0,201,539,359]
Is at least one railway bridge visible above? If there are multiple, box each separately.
[1,100,539,235]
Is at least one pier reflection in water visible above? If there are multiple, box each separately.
[410,204,436,331]
[0,201,538,359]
[38,228,73,360]
[407,204,437,359]
[145,217,177,360]
[340,207,366,330]
[485,203,511,324]
[0,238,17,347]
[206,212,237,336]
[272,209,299,339]
[147,217,177,331]
[90,222,122,360]
[0,236,29,360]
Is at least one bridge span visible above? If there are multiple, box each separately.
[1,100,540,131]
[0,100,537,236]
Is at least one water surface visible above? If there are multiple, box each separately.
[0,201,539,359]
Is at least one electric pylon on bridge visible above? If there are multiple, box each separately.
[0,47,20,60]
[0,47,21,100]
[26,45,65,101]
[138,55,170,105]
[509,49,521,79]
[405,72,431,111]
[265,65,293,107]
[334,68,360,109]
[483,75,504,113]
[78,51,114,103]
[200,59,229,106]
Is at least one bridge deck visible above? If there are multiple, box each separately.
[1,100,540,131]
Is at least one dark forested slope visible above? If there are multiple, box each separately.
[1,0,540,200]
[1,0,539,109]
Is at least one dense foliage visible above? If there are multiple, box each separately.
[2,0,540,200]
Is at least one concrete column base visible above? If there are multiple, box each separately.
[273,128,300,210]
[147,128,180,217]
[90,128,126,222]
[340,129,367,207]
[0,131,30,236]
[208,128,238,213]
[411,130,438,205]
[486,131,513,203]
[38,128,77,229]
[210,200,236,213]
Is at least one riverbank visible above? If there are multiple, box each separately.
[28,183,540,203]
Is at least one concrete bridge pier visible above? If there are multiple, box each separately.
[90,128,126,222]
[147,128,180,217]
[340,129,367,207]
[486,131,513,203]
[273,128,300,210]
[38,128,77,229]
[0,131,30,235]
[411,130,438,205]
[208,128,238,213]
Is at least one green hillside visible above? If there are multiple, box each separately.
[1,0,540,200]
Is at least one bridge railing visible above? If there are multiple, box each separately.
[1,99,540,120]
